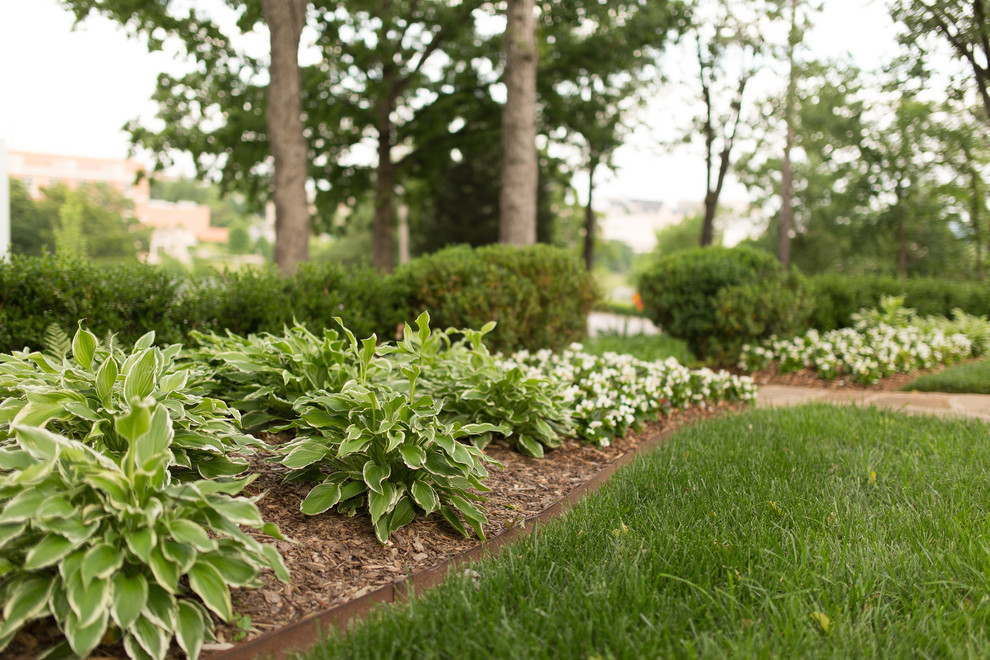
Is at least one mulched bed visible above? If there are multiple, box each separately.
[8,364,938,659]
[746,363,950,392]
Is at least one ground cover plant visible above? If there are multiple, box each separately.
[303,404,990,659]
[740,298,990,384]
[502,345,756,446]
[902,357,990,394]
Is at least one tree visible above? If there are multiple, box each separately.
[890,0,990,124]
[500,0,539,246]
[261,0,310,273]
[688,0,766,246]
[61,0,312,273]
[539,0,689,270]
[8,178,54,256]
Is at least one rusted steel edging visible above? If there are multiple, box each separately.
[209,424,679,660]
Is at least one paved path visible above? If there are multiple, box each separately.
[757,385,990,423]
[586,311,659,337]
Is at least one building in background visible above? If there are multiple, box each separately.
[7,150,227,262]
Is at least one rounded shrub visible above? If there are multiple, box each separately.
[637,246,811,363]
[395,244,599,353]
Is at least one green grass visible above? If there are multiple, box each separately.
[581,331,695,365]
[302,405,990,659]
[902,358,990,394]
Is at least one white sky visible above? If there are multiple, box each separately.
[1,0,901,208]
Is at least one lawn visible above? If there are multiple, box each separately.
[902,358,990,394]
[304,404,990,659]
[581,331,695,365]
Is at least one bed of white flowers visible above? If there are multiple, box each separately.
[499,345,757,447]
[739,300,989,385]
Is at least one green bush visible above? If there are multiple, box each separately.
[395,244,598,353]
[176,262,406,341]
[807,274,990,330]
[0,255,184,353]
[637,246,810,362]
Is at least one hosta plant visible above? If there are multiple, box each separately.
[280,318,501,544]
[389,316,574,458]
[187,324,360,431]
[0,327,260,479]
[0,402,289,660]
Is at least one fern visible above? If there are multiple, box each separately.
[42,323,71,360]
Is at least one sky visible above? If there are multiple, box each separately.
[0,0,902,209]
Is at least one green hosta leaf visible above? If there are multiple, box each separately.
[124,350,158,403]
[133,331,157,351]
[62,400,102,422]
[159,370,188,395]
[385,429,405,453]
[362,462,390,495]
[188,561,232,620]
[125,527,157,563]
[0,446,32,471]
[200,554,258,587]
[123,633,156,660]
[71,328,98,370]
[11,399,70,429]
[281,441,328,469]
[388,496,416,531]
[0,489,47,523]
[161,540,196,573]
[131,614,169,660]
[300,409,340,428]
[399,444,426,469]
[410,480,440,515]
[175,600,207,660]
[207,497,264,526]
[337,434,370,458]
[110,572,148,629]
[142,584,177,630]
[12,425,62,462]
[166,519,215,553]
[261,521,288,542]
[37,494,75,521]
[1,575,54,632]
[368,481,397,525]
[64,608,109,658]
[95,355,120,403]
[23,534,76,571]
[191,474,256,496]
[134,405,174,473]
[147,546,180,593]
[440,505,469,538]
[300,482,342,515]
[423,451,465,478]
[261,543,290,583]
[516,434,544,458]
[80,542,125,584]
[116,402,151,444]
[66,574,110,627]
[0,522,26,550]
[448,494,487,540]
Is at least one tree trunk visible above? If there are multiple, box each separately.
[897,200,907,278]
[583,160,597,271]
[778,0,798,267]
[499,0,538,245]
[373,107,396,272]
[261,0,310,275]
[973,169,984,282]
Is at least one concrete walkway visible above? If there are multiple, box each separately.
[757,385,990,423]
[586,311,659,337]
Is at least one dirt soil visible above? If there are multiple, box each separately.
[6,366,926,659]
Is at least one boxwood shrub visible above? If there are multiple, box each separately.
[637,246,811,362]
[395,244,599,353]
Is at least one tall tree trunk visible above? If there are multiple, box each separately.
[973,169,984,282]
[262,0,310,275]
[499,0,538,246]
[583,160,598,271]
[778,0,799,267]
[373,106,396,273]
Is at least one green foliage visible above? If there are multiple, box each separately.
[805,274,990,331]
[0,327,260,480]
[0,255,186,354]
[396,244,599,353]
[581,332,695,366]
[0,419,287,660]
[176,262,405,341]
[279,314,502,543]
[651,212,719,258]
[407,321,575,458]
[903,358,990,394]
[637,246,810,362]
[8,178,55,256]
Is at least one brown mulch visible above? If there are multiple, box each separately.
[745,363,951,392]
[5,401,745,660]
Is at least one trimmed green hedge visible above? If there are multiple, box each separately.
[807,274,990,330]
[1,246,597,355]
[395,244,599,352]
